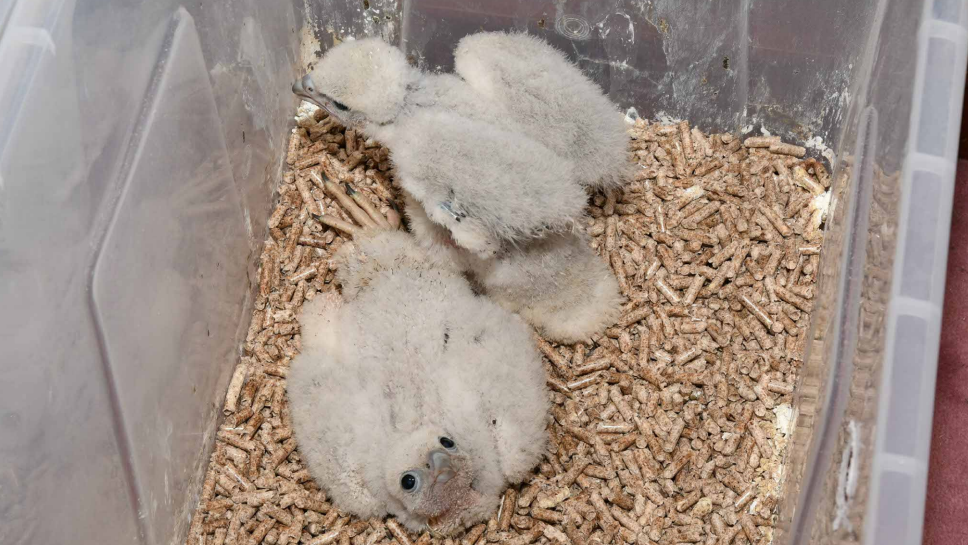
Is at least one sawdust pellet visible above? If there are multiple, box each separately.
[538,338,574,380]
[743,136,780,149]
[223,363,250,416]
[792,166,825,196]
[768,142,806,158]
[654,277,681,305]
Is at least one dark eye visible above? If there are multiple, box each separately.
[439,436,456,450]
[332,100,349,111]
[401,472,419,491]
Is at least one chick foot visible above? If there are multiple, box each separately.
[307,170,402,237]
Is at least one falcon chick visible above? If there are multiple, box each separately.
[291,34,625,341]
[292,41,587,257]
[287,230,549,535]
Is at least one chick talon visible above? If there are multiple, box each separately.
[346,184,393,230]
[323,179,378,230]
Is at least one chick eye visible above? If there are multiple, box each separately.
[439,436,456,450]
[401,472,420,491]
[332,100,349,111]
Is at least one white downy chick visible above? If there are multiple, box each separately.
[293,39,587,258]
[292,37,623,339]
[405,197,621,343]
[287,230,549,534]
[454,31,632,190]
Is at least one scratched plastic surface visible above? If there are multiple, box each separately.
[0,1,964,544]
[0,1,302,544]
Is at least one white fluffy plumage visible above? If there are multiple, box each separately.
[405,200,622,343]
[377,108,587,258]
[464,232,624,344]
[292,33,627,341]
[287,231,549,534]
[454,32,632,190]
[294,32,628,249]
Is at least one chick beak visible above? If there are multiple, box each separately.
[292,74,324,107]
[428,449,456,486]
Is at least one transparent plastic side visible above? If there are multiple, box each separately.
[0,0,304,544]
[862,4,967,545]
[384,0,874,143]
[779,0,966,543]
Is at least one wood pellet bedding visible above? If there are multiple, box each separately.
[184,103,829,545]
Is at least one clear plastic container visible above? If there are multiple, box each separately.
[1,1,964,544]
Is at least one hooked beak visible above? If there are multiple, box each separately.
[292,74,326,108]
[428,449,456,486]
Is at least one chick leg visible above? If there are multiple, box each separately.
[316,214,362,237]
[321,177,379,230]
[308,171,398,236]
[345,184,393,229]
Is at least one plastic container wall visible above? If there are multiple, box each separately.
[0,1,304,543]
[861,2,967,544]
[2,1,965,545]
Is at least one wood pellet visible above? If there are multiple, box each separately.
[184,105,828,545]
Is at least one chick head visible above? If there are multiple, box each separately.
[292,38,416,127]
[384,426,483,533]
